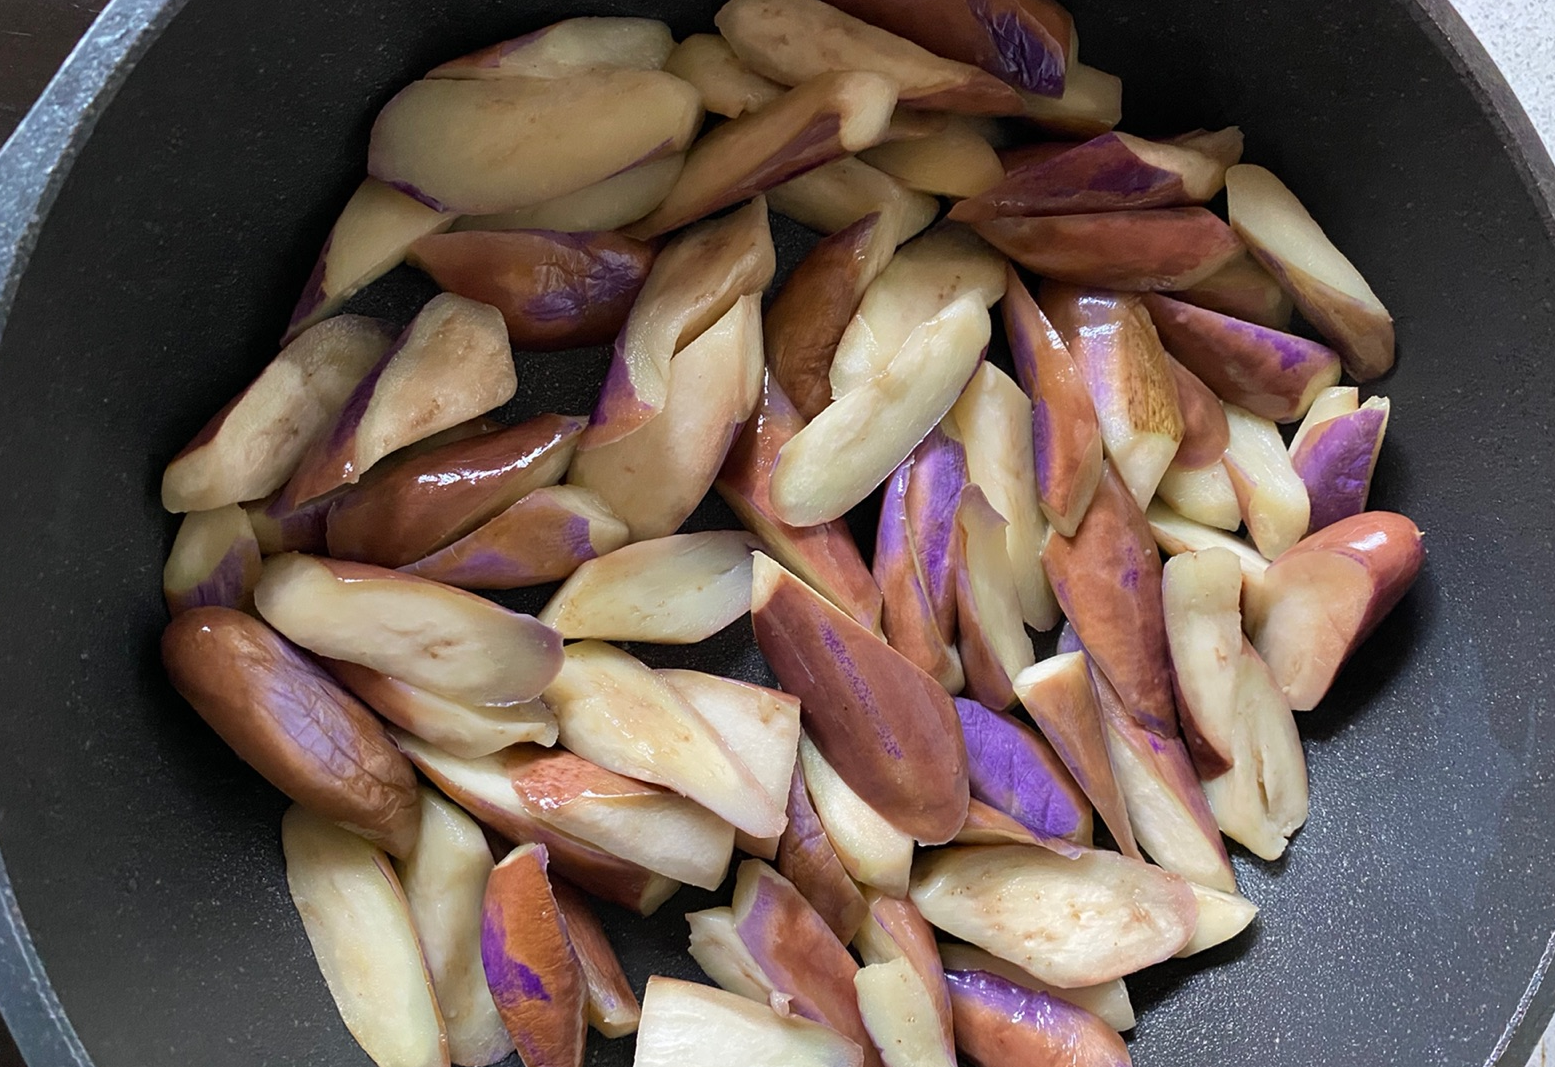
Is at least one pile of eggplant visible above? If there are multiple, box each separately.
[157,2,1424,1066]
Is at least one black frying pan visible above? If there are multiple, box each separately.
[1,1,1553,1064]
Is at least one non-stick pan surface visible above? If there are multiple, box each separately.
[0,1,1552,1064]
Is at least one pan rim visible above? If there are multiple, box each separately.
[0,0,1551,1064]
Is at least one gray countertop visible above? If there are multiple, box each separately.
[1456,0,1555,158]
[0,3,1550,1067]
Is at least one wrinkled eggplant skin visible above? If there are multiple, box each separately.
[162,606,420,857]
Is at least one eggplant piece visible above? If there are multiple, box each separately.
[1244,511,1424,711]
[162,505,263,616]
[770,294,990,526]
[538,531,760,644]
[873,440,965,691]
[1039,282,1184,508]
[281,805,447,1067]
[1226,164,1394,380]
[662,670,802,860]
[397,485,629,591]
[798,735,914,897]
[1091,665,1236,892]
[731,860,883,1067]
[162,315,393,511]
[776,757,871,943]
[823,0,1074,96]
[429,18,674,80]
[543,640,783,841]
[948,362,1059,630]
[578,198,774,449]
[664,33,786,117]
[395,789,511,1066]
[977,208,1243,292]
[1011,654,1137,858]
[937,943,1134,1032]
[282,295,517,506]
[1144,293,1341,424]
[570,294,765,540]
[954,485,1038,710]
[367,71,700,215]
[752,552,970,844]
[1290,397,1391,533]
[1041,465,1177,737]
[1002,268,1102,538]
[945,968,1131,1067]
[1162,548,1309,858]
[1222,402,1312,560]
[407,229,653,351]
[955,697,1092,846]
[768,156,938,242]
[481,844,588,1067]
[325,413,585,569]
[253,554,563,707]
[716,0,1024,115]
[765,212,895,421]
[396,732,680,916]
[634,977,864,1067]
[629,71,898,238]
[717,372,885,634]
[163,608,420,857]
[951,130,1229,222]
[325,659,557,759]
[552,880,641,1038]
[909,845,1196,987]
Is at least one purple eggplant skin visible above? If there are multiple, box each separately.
[946,968,1132,1067]
[397,486,626,589]
[166,542,261,616]
[245,488,340,554]
[751,553,970,845]
[905,427,972,644]
[161,607,420,857]
[954,698,1092,845]
[1290,402,1388,533]
[1143,293,1341,423]
[1041,464,1177,737]
[732,860,882,1067]
[481,843,589,1067]
[776,757,871,943]
[875,457,964,691]
[1056,621,1084,656]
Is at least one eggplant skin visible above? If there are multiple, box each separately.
[946,967,1131,1067]
[162,606,420,856]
